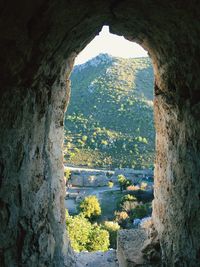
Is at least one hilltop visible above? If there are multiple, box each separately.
[64,54,155,169]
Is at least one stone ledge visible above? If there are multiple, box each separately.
[117,229,148,267]
[75,250,119,267]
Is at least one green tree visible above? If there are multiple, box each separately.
[130,204,148,219]
[66,211,109,252]
[82,135,88,142]
[115,211,129,228]
[117,174,126,192]
[66,213,91,252]
[64,169,71,183]
[117,175,132,192]
[88,225,110,252]
[79,195,101,219]
[102,221,120,249]
[108,181,114,188]
[140,182,148,190]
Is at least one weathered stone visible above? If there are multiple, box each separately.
[67,167,114,187]
[70,172,109,187]
[74,250,119,267]
[117,229,148,267]
[141,220,161,265]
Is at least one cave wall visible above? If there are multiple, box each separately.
[0,0,200,266]
[109,2,200,265]
[154,89,200,266]
[0,58,75,266]
[0,1,105,266]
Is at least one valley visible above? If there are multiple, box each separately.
[64,54,155,253]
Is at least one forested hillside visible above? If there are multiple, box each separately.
[64,54,155,169]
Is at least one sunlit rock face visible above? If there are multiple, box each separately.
[0,1,200,266]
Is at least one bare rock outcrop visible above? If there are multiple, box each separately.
[117,227,160,267]
[117,229,148,267]
[74,250,119,267]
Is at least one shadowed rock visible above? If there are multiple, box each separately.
[0,1,200,266]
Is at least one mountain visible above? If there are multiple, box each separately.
[64,53,155,169]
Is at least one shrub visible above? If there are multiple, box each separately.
[126,185,140,191]
[117,174,126,191]
[66,213,92,252]
[117,175,131,191]
[115,211,129,228]
[108,181,114,188]
[130,204,148,220]
[66,211,109,252]
[120,194,137,204]
[121,200,138,214]
[88,225,110,252]
[102,221,120,249]
[64,169,71,182]
[79,195,101,220]
[125,179,132,188]
[140,182,148,190]
[82,135,88,142]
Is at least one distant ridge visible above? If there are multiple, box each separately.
[75,53,149,66]
[64,54,155,169]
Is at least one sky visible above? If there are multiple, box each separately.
[75,26,148,65]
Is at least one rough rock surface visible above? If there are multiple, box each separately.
[117,229,148,267]
[74,250,119,267]
[1,1,200,266]
[70,171,110,187]
[68,168,153,187]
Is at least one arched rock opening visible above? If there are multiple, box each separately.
[0,1,200,266]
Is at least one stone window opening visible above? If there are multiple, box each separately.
[63,27,156,266]
[1,3,200,266]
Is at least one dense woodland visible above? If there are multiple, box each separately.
[64,54,155,169]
